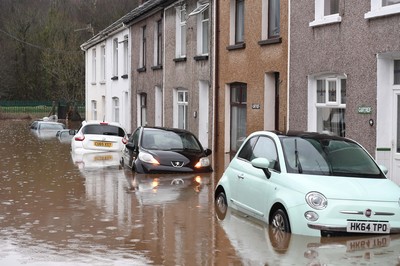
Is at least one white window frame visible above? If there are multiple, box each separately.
[191,2,210,55]
[123,35,128,75]
[175,5,187,58]
[91,48,96,84]
[112,97,120,123]
[309,0,342,27]
[91,100,97,120]
[100,45,106,82]
[174,89,188,129]
[365,0,400,19]
[113,38,118,77]
[308,74,346,133]
[140,26,146,68]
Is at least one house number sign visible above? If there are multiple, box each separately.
[358,106,372,114]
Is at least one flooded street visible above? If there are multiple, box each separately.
[1,120,400,265]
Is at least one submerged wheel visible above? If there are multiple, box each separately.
[271,209,291,233]
[215,190,228,220]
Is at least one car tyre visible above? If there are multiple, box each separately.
[215,190,228,220]
[271,209,291,233]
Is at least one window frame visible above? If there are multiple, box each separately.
[309,0,341,27]
[154,19,163,67]
[123,35,128,76]
[365,0,400,19]
[235,0,245,44]
[112,38,118,78]
[112,97,120,123]
[139,26,147,70]
[176,89,188,129]
[100,45,106,82]
[91,100,97,120]
[91,48,96,84]
[175,5,187,58]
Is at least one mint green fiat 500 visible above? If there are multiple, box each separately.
[214,131,400,237]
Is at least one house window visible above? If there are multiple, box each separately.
[395,60,400,85]
[140,93,147,126]
[123,35,128,76]
[264,0,280,39]
[315,76,346,137]
[113,38,118,77]
[91,48,96,83]
[230,83,247,155]
[112,97,120,123]
[154,19,163,66]
[190,2,210,55]
[309,0,341,27]
[140,26,146,69]
[100,45,105,81]
[365,0,400,18]
[91,100,97,120]
[177,90,188,129]
[235,0,245,43]
[176,5,187,58]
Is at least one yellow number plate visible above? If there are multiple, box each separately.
[94,155,113,161]
[94,141,112,147]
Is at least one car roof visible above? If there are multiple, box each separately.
[141,126,195,135]
[256,130,353,142]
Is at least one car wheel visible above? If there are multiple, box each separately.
[271,209,291,233]
[215,190,228,220]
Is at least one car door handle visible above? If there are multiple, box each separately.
[237,173,244,179]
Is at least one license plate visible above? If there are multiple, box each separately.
[94,141,112,147]
[347,221,390,234]
[94,155,113,161]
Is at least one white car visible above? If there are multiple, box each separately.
[71,121,128,154]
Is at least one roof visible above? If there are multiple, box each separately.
[81,0,174,50]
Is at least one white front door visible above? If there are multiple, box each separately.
[391,93,400,184]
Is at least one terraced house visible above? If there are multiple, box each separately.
[289,0,400,183]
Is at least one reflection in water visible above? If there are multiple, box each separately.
[215,204,400,265]
[2,120,400,265]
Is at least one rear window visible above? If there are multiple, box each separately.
[39,123,65,130]
[82,124,125,137]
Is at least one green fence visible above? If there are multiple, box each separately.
[0,100,85,120]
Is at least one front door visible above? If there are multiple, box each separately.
[392,93,400,184]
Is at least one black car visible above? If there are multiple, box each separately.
[120,126,212,173]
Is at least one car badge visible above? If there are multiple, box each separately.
[171,161,184,168]
[365,209,372,218]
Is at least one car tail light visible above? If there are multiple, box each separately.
[100,122,108,125]
[74,134,85,141]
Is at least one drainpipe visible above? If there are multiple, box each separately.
[213,0,219,173]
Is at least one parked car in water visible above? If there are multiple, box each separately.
[56,129,76,144]
[30,120,66,139]
[120,126,212,174]
[71,121,128,154]
[214,130,400,237]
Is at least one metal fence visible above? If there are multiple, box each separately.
[0,100,85,120]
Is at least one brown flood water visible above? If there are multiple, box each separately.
[1,119,400,266]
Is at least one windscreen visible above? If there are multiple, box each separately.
[281,137,384,178]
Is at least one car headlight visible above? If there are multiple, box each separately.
[305,192,327,210]
[195,157,210,168]
[139,152,160,165]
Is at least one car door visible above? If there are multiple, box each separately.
[234,135,279,220]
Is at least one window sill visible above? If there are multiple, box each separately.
[151,65,163,70]
[100,81,106,85]
[227,43,246,51]
[121,74,128,79]
[194,55,208,61]
[365,6,400,19]
[137,67,146,73]
[258,37,282,46]
[111,76,118,80]
[173,57,187,63]
[90,82,96,85]
[309,15,342,27]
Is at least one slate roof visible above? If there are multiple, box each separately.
[81,0,175,50]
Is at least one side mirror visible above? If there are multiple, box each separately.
[204,148,212,156]
[69,129,76,135]
[251,158,271,179]
[126,142,136,151]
